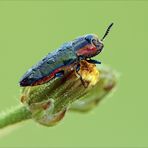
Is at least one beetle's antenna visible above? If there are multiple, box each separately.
[101,23,114,41]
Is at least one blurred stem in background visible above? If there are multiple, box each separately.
[0,61,117,130]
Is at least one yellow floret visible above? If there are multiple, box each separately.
[79,60,100,86]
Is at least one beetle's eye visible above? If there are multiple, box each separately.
[85,37,91,44]
[92,39,98,46]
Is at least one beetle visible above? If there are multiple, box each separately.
[19,23,113,87]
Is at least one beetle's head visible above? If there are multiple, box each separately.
[73,23,113,59]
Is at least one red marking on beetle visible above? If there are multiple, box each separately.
[32,63,76,86]
[32,68,61,86]
[77,44,97,57]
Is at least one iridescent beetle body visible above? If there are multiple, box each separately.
[20,42,77,86]
[20,23,113,87]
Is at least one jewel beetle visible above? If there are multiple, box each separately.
[19,23,113,87]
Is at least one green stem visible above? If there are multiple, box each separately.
[0,105,31,129]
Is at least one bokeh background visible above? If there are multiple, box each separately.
[0,1,147,147]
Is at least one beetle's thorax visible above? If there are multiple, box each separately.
[72,35,103,58]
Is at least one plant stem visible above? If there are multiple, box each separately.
[0,105,31,129]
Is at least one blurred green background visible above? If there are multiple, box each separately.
[0,1,147,147]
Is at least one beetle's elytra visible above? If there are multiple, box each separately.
[20,23,113,87]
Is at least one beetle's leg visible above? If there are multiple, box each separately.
[75,64,87,88]
[75,56,88,88]
[86,59,101,64]
[76,63,80,72]
[78,55,84,61]
[55,70,64,78]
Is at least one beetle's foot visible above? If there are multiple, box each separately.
[86,59,101,64]
[55,70,64,78]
